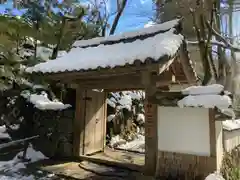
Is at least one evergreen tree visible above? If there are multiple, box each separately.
[0,0,99,92]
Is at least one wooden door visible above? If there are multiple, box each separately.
[83,90,106,155]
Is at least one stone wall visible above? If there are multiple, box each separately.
[13,97,75,158]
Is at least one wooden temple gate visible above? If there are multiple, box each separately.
[26,18,198,176]
[50,54,195,175]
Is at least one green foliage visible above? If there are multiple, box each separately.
[0,16,31,90]
[221,147,240,180]
[0,0,100,92]
[21,0,99,59]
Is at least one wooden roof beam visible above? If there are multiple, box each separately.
[71,71,175,90]
[45,62,161,81]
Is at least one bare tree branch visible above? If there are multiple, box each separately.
[109,0,127,35]
[205,2,218,80]
[205,20,240,52]
[190,8,211,85]
[187,40,240,51]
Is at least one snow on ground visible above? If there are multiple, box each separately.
[21,90,71,110]
[144,21,156,28]
[205,172,225,180]
[0,145,53,180]
[14,146,47,163]
[109,134,145,153]
[118,134,145,153]
[0,145,47,172]
[0,125,11,140]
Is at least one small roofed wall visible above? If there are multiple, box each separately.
[158,107,210,155]
[156,107,216,178]
[154,84,233,177]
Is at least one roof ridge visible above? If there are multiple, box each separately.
[73,18,182,49]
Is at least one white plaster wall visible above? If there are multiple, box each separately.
[158,107,210,156]
[223,129,240,152]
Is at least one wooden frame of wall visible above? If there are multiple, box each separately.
[149,90,219,178]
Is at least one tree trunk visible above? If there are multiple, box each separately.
[224,1,233,93]
[51,17,66,60]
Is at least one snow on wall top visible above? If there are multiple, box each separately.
[177,84,235,118]
[26,27,183,74]
[223,119,240,131]
[181,84,224,95]
[73,19,180,48]
[178,94,232,109]
[21,90,71,111]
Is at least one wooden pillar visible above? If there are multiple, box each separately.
[73,87,85,156]
[209,109,216,157]
[141,71,158,175]
[209,109,219,171]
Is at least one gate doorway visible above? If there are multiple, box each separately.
[77,89,145,170]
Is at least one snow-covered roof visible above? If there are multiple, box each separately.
[26,19,184,74]
[73,19,180,48]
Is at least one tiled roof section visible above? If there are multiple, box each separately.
[26,19,185,74]
[73,18,181,48]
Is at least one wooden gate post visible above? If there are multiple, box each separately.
[73,86,85,156]
[141,71,158,175]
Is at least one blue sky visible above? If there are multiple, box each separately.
[0,0,239,38]
[107,0,154,33]
[0,0,154,34]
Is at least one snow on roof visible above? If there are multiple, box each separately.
[26,28,183,74]
[177,94,232,109]
[73,19,180,48]
[223,119,240,131]
[181,84,224,95]
[144,21,156,28]
[21,90,71,111]
[177,84,235,118]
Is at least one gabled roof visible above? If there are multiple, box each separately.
[26,18,195,79]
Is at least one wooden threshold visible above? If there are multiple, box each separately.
[78,154,143,172]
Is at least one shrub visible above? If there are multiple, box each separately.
[221,146,240,180]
